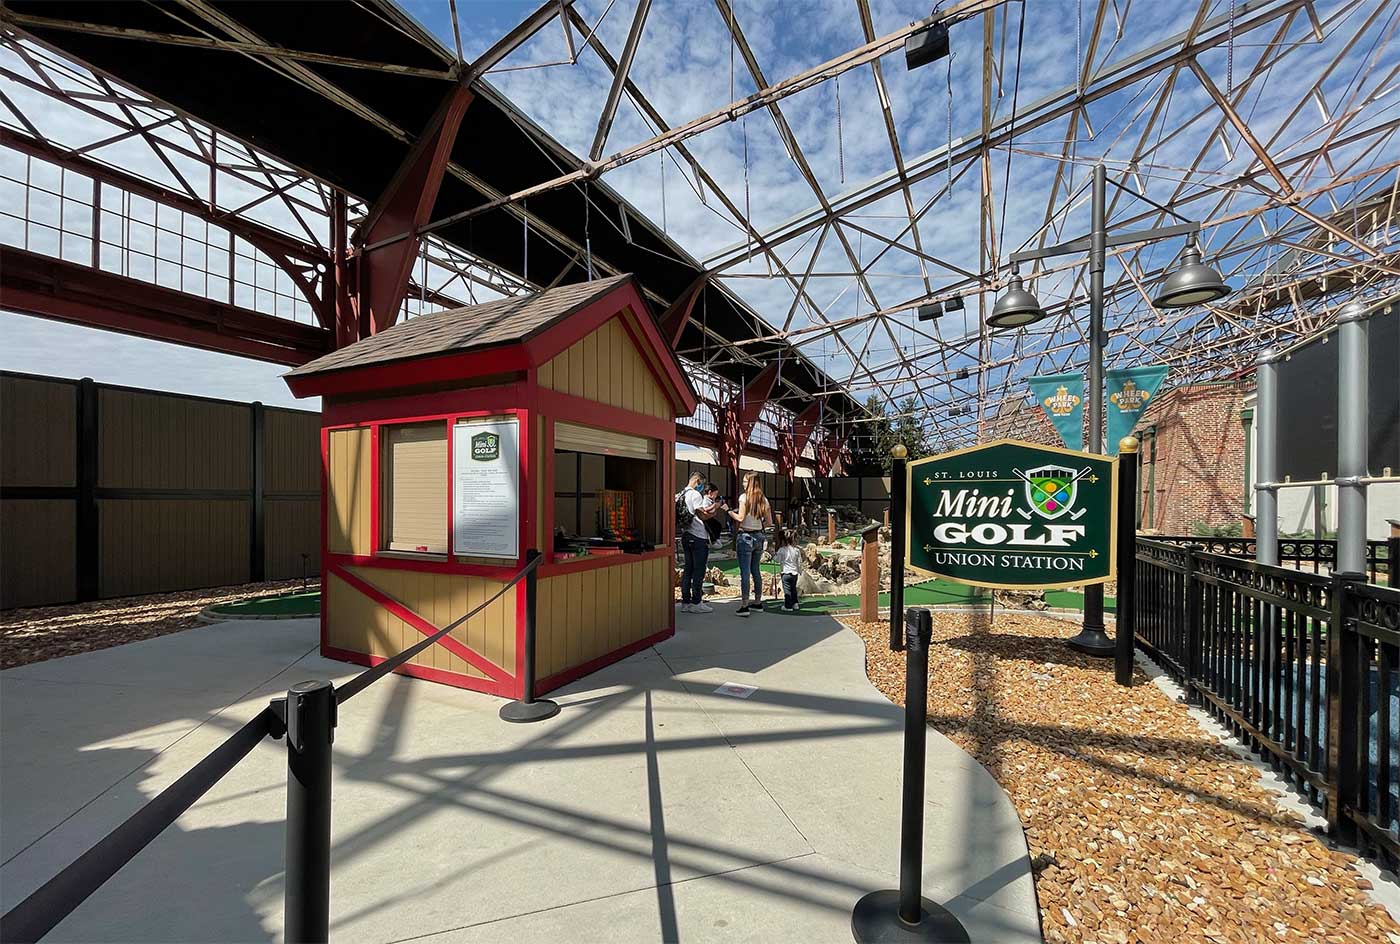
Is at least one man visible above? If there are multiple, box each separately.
[680,481,726,614]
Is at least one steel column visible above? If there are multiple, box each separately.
[1335,303,1370,576]
[1255,348,1280,566]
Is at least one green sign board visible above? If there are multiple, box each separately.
[470,431,500,462]
[906,439,1117,589]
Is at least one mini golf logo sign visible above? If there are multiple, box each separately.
[905,439,1116,589]
[470,431,500,462]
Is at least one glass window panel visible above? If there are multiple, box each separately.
[156,203,181,233]
[182,237,206,268]
[99,241,123,272]
[0,176,23,215]
[207,275,228,300]
[62,198,92,236]
[276,294,293,319]
[129,194,155,224]
[61,170,92,200]
[0,145,26,181]
[183,216,206,241]
[28,188,59,227]
[255,287,274,313]
[234,281,254,308]
[60,232,91,263]
[100,183,123,207]
[208,247,229,276]
[255,261,273,289]
[100,211,124,246]
[182,267,206,295]
[156,228,180,262]
[207,225,229,249]
[234,253,254,284]
[156,258,181,289]
[128,220,155,253]
[29,160,61,195]
[128,251,155,281]
[0,212,24,246]
[27,222,60,257]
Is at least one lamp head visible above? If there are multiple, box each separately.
[988,271,1045,329]
[1153,239,1232,308]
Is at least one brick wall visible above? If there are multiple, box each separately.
[987,383,1253,536]
[1137,383,1251,534]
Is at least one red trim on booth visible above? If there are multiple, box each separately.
[319,425,330,655]
[445,417,456,558]
[288,345,531,398]
[536,626,674,695]
[329,564,513,684]
[536,388,674,441]
[323,645,508,697]
[325,552,521,580]
[369,424,381,553]
[322,386,528,427]
[539,547,672,577]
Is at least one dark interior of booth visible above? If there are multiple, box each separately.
[553,449,660,554]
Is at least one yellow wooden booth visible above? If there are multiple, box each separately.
[285,276,697,697]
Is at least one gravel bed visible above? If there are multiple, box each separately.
[1,580,320,669]
[842,610,1400,944]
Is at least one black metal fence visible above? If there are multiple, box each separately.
[1135,537,1400,867]
[1148,534,1393,584]
[0,551,545,944]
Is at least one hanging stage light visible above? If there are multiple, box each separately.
[987,269,1045,329]
[905,14,950,71]
[917,302,943,321]
[942,294,964,313]
[1152,238,1232,308]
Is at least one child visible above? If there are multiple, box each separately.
[774,528,801,612]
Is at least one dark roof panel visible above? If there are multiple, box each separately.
[287,275,630,378]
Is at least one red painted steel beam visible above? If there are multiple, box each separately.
[777,401,822,481]
[356,84,473,336]
[657,272,707,348]
[1,245,331,365]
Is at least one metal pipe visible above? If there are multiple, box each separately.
[1072,164,1112,656]
[898,608,932,923]
[1115,436,1139,686]
[498,550,559,722]
[284,680,336,944]
[1255,348,1280,565]
[1336,302,1370,576]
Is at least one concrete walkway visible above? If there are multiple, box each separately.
[1,603,1039,943]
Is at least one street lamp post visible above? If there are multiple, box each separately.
[990,163,1232,656]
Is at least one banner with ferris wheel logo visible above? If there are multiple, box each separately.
[1027,373,1084,451]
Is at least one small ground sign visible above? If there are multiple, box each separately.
[906,439,1117,589]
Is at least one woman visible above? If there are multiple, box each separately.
[729,472,773,616]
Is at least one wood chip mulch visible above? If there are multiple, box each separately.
[842,610,1400,944]
[1,580,319,670]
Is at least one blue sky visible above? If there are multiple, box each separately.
[2,0,1396,417]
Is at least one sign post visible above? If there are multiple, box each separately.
[1114,437,1139,686]
[889,445,908,652]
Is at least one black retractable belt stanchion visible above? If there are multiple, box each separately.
[852,608,970,943]
[1114,436,1139,687]
[499,549,560,723]
[889,446,908,652]
[282,679,336,944]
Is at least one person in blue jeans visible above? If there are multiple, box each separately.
[729,472,774,616]
[680,480,726,613]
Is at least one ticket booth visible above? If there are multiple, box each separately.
[285,276,697,697]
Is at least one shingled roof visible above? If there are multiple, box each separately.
[286,275,633,378]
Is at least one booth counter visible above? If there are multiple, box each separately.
[285,276,697,697]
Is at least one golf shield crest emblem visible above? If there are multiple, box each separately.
[1023,465,1078,520]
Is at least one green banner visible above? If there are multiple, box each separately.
[1026,373,1084,450]
[906,439,1117,589]
[1105,366,1168,453]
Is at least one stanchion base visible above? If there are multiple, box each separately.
[1066,627,1115,658]
[498,699,560,723]
[851,890,970,943]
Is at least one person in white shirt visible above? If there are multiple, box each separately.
[773,528,801,611]
[679,480,726,614]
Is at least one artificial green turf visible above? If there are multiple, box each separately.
[206,590,321,617]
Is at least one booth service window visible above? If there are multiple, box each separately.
[553,422,660,553]
[381,423,447,555]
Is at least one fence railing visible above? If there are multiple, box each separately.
[1135,538,1399,867]
[1148,534,1394,584]
[0,550,545,944]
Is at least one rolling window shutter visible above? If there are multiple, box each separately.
[554,421,656,459]
[384,424,447,553]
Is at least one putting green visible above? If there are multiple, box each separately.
[204,590,321,618]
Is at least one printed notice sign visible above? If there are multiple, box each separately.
[452,417,520,559]
[906,439,1117,590]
